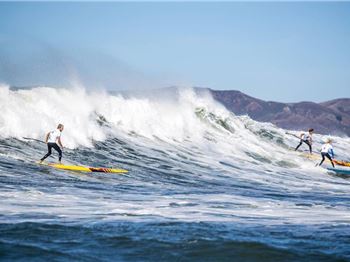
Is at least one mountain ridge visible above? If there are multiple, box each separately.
[206,88,350,137]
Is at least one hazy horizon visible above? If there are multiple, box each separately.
[1,2,350,102]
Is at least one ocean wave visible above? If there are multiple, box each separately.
[1,85,350,260]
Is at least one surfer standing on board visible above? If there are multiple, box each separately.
[317,138,335,168]
[294,128,314,154]
[39,124,64,164]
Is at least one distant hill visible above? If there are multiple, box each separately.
[209,89,350,137]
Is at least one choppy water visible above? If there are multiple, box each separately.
[0,85,350,261]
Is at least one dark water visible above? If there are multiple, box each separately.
[1,222,348,262]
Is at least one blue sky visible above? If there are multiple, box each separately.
[0,2,349,102]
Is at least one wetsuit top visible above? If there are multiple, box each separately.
[321,143,334,158]
[47,129,61,143]
[302,132,312,142]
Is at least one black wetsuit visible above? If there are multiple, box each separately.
[319,152,335,167]
[41,143,62,162]
[295,139,312,154]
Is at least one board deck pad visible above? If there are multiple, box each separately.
[39,162,128,173]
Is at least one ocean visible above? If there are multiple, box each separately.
[0,85,349,261]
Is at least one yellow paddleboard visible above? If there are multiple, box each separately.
[39,162,128,173]
[299,153,350,167]
[300,153,321,160]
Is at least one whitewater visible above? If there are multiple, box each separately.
[0,85,350,261]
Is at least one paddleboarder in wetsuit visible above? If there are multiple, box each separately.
[295,128,314,154]
[39,124,64,164]
[317,139,335,168]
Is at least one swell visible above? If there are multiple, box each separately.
[0,222,348,261]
